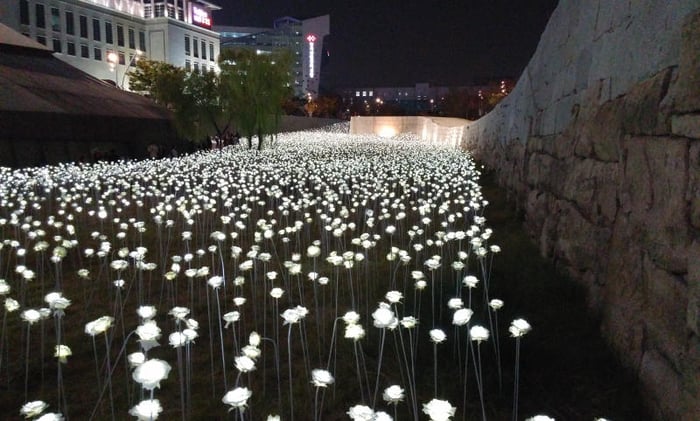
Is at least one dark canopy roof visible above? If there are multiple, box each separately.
[0,24,176,167]
[0,24,170,119]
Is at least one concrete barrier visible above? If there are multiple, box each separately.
[350,115,468,148]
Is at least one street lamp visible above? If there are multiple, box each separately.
[107,51,118,87]
[121,49,143,90]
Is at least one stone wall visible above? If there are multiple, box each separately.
[462,1,700,419]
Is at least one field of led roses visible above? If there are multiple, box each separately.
[0,126,630,421]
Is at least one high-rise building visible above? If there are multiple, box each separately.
[0,0,221,90]
[215,14,329,98]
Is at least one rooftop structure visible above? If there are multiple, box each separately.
[215,14,329,98]
[0,0,222,90]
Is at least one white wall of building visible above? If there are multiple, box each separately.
[301,14,329,97]
[1,0,220,91]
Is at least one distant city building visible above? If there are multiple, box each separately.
[215,14,330,98]
[0,0,221,90]
[340,80,513,118]
[341,83,455,114]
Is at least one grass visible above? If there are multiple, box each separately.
[477,169,648,420]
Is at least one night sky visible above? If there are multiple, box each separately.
[212,0,559,89]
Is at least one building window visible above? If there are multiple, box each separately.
[184,34,190,56]
[94,47,102,61]
[36,35,46,46]
[193,62,199,72]
[177,4,184,21]
[105,21,112,44]
[154,4,165,17]
[93,18,101,41]
[65,11,74,35]
[52,37,61,52]
[139,31,146,52]
[36,4,46,29]
[67,41,75,56]
[117,24,124,47]
[118,51,125,65]
[144,5,152,19]
[355,91,360,97]
[50,7,60,31]
[166,3,175,18]
[201,40,206,60]
[20,0,30,25]
[80,43,89,58]
[185,60,191,71]
[209,43,214,61]
[128,27,135,49]
[192,37,198,58]
[79,15,87,38]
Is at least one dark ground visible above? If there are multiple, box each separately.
[476,169,649,420]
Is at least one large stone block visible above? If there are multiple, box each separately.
[640,137,689,273]
[680,334,700,420]
[622,68,673,135]
[640,349,683,420]
[620,136,653,215]
[621,136,689,272]
[641,255,689,372]
[670,10,700,113]
[688,241,700,336]
[561,157,619,225]
[553,200,611,273]
[689,141,700,229]
[524,189,551,252]
[577,99,624,162]
[599,213,646,364]
[671,113,700,139]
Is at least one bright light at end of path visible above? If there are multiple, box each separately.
[377,126,397,138]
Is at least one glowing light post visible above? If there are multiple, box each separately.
[121,49,143,90]
[306,33,317,97]
[107,51,118,87]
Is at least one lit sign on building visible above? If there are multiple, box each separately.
[192,5,212,28]
[306,33,317,79]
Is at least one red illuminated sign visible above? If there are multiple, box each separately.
[306,34,317,43]
[192,5,212,28]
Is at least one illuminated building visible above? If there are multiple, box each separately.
[215,14,330,98]
[0,0,221,90]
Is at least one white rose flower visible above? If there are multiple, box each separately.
[347,404,375,421]
[422,398,456,421]
[85,316,114,335]
[132,358,171,390]
[222,387,252,411]
[20,400,48,418]
[509,318,532,337]
[383,384,405,404]
[311,368,334,387]
[235,355,256,373]
[129,399,162,420]
[469,325,490,342]
[429,328,447,344]
[372,302,396,329]
[452,308,474,326]
[489,299,504,310]
[385,290,403,304]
